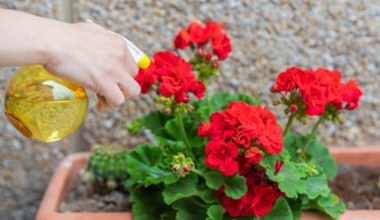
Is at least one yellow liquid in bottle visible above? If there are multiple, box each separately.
[4,65,88,142]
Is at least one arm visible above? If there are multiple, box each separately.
[0,8,140,111]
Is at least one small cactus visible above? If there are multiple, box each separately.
[85,145,128,189]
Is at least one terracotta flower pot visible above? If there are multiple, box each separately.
[36,148,380,220]
[35,153,132,220]
[302,147,380,220]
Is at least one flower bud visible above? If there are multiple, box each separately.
[164,108,171,114]
[270,84,278,93]
[206,53,213,60]
[171,153,194,177]
[272,99,281,106]
[182,166,189,173]
[183,95,191,103]
[213,61,220,68]
[290,104,298,113]
[198,47,205,55]
[172,164,180,173]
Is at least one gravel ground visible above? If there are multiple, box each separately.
[1,0,380,219]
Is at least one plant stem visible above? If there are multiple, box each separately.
[303,114,326,154]
[204,78,212,112]
[176,113,192,155]
[191,168,205,178]
[283,113,295,136]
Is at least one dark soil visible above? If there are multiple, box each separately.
[59,169,131,212]
[330,164,380,210]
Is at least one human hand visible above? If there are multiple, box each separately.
[44,22,141,111]
[0,9,141,111]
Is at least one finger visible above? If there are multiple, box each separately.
[119,73,141,99]
[97,80,125,109]
[124,46,139,77]
[109,31,139,77]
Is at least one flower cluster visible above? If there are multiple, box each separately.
[199,101,283,175]
[198,101,284,217]
[174,21,232,60]
[271,67,363,116]
[171,153,194,177]
[173,21,232,80]
[135,51,205,104]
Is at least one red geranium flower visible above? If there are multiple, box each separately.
[245,147,263,163]
[174,29,191,49]
[153,51,184,69]
[273,67,362,116]
[251,184,279,217]
[340,79,362,110]
[226,101,256,125]
[234,131,252,148]
[188,22,208,44]
[301,85,328,116]
[158,65,193,97]
[274,68,297,93]
[198,122,211,137]
[205,21,225,40]
[257,123,283,154]
[209,112,236,140]
[211,34,232,60]
[190,80,206,98]
[222,196,245,217]
[135,63,157,94]
[205,140,239,176]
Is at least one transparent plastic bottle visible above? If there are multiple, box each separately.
[4,65,88,142]
[4,34,150,142]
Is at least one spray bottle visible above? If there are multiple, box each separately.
[4,36,150,142]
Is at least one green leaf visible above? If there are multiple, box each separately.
[163,174,218,205]
[284,133,337,180]
[305,173,330,199]
[157,117,206,148]
[141,110,173,134]
[268,162,306,198]
[287,198,302,220]
[303,193,346,219]
[163,173,198,205]
[129,185,171,220]
[283,132,300,159]
[316,193,346,218]
[205,171,247,200]
[305,138,337,180]
[126,144,178,186]
[224,175,247,200]
[197,184,220,204]
[207,205,225,220]
[204,170,225,190]
[173,198,208,220]
[164,118,183,141]
[259,198,293,220]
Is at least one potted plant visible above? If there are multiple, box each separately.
[37,20,372,220]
